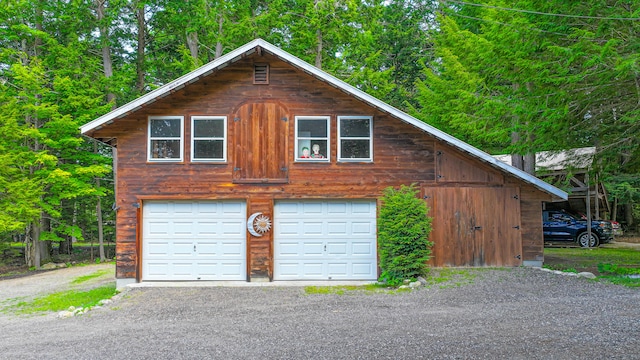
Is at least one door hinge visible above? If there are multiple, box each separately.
[234,167,241,171]
[515,254,521,259]
[234,117,241,122]
[513,195,519,200]
[513,225,520,230]
[473,226,482,230]
[281,117,288,122]
[280,167,288,172]
[423,195,430,199]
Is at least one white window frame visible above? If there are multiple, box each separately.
[191,116,227,162]
[337,116,373,162]
[148,116,184,162]
[294,116,330,162]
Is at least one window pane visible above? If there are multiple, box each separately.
[150,118,181,137]
[340,118,370,137]
[150,140,181,158]
[341,139,370,159]
[298,140,327,159]
[309,141,327,159]
[194,140,223,159]
[194,119,224,138]
[298,119,328,137]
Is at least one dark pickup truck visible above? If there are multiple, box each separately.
[543,210,613,247]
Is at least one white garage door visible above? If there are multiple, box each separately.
[142,200,246,281]
[274,200,377,280]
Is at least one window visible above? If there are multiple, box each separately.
[148,116,183,161]
[338,116,372,161]
[191,116,227,162]
[295,116,330,161]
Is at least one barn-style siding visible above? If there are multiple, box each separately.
[93,53,552,280]
[99,55,439,279]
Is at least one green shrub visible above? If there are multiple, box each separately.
[377,184,433,286]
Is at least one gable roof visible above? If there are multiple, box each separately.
[81,39,567,201]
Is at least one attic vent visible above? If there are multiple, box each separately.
[254,63,269,84]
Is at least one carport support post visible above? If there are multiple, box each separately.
[586,172,592,244]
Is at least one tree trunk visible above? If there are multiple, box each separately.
[214,15,223,59]
[624,203,634,229]
[34,1,43,56]
[510,132,523,170]
[92,140,106,262]
[97,195,105,262]
[40,215,51,264]
[186,31,198,62]
[315,29,323,69]
[95,0,116,107]
[136,3,146,93]
[524,153,535,175]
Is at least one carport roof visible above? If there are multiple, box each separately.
[80,39,567,201]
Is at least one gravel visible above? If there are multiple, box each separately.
[0,267,638,359]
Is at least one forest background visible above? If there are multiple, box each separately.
[0,0,638,267]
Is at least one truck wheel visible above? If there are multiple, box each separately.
[577,232,599,248]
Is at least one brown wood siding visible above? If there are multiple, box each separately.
[424,186,522,267]
[518,183,551,263]
[92,53,550,278]
[435,144,504,184]
[247,198,273,279]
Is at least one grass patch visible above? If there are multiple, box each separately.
[544,247,640,288]
[304,268,484,294]
[5,284,118,314]
[304,283,392,295]
[71,269,111,284]
[426,268,479,289]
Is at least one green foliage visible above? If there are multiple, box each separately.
[377,184,433,286]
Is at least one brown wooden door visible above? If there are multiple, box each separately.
[233,102,288,183]
[424,187,522,267]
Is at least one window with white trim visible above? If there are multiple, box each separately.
[295,116,330,161]
[148,116,184,161]
[191,116,227,162]
[338,116,373,161]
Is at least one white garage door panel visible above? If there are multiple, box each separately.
[143,200,246,281]
[274,200,377,280]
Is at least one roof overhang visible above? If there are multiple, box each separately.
[81,39,568,201]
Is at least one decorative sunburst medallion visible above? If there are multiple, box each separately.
[254,214,272,234]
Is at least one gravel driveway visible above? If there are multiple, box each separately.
[0,266,638,359]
